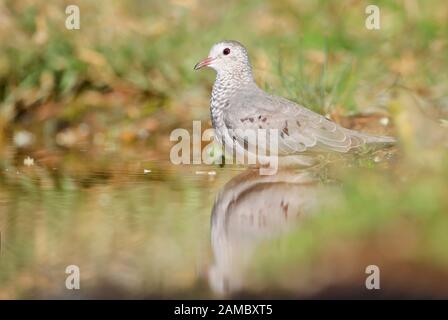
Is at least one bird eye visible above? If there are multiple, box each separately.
[223,48,230,55]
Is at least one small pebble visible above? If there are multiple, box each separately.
[24,156,35,167]
[14,131,34,148]
[196,170,216,176]
[379,117,390,126]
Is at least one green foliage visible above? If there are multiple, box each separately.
[0,0,447,298]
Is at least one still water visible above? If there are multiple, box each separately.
[0,141,339,299]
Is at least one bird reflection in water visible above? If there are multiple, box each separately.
[208,168,334,295]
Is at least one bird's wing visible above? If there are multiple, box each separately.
[225,91,365,155]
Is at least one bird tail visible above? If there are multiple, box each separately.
[355,131,396,145]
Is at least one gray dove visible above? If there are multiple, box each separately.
[194,40,395,166]
[209,169,324,294]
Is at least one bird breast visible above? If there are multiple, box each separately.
[210,76,236,129]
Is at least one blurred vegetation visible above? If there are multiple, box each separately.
[0,0,447,298]
[0,0,447,148]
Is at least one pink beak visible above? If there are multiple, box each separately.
[194,57,215,70]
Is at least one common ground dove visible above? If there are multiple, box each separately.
[194,40,395,166]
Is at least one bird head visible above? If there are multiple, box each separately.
[194,40,252,76]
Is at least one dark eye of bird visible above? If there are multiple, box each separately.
[223,48,230,55]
